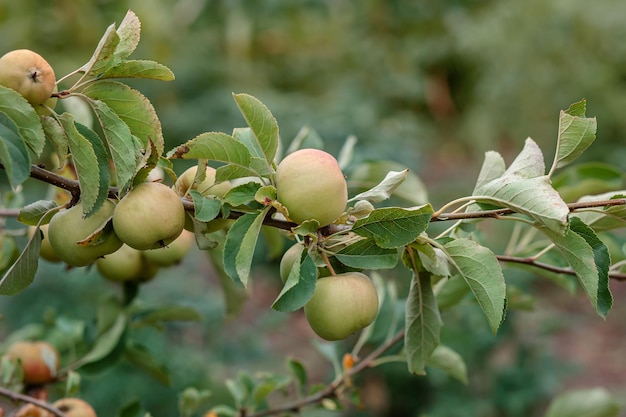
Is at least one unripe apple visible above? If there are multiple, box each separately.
[143,229,194,267]
[96,244,146,282]
[48,200,122,267]
[304,272,379,341]
[35,85,58,116]
[29,224,60,263]
[0,49,56,106]
[113,182,186,250]
[52,398,97,417]
[275,149,347,227]
[174,165,232,198]
[279,242,305,283]
[6,341,59,384]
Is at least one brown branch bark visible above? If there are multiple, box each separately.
[0,386,67,417]
[497,255,626,281]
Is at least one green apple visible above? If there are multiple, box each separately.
[48,200,122,267]
[6,341,59,384]
[275,149,347,227]
[29,224,61,263]
[304,272,379,341]
[279,242,305,283]
[96,244,147,282]
[0,49,56,106]
[143,229,194,267]
[174,165,232,198]
[113,182,186,250]
[52,398,97,417]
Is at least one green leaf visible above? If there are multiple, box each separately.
[75,123,112,212]
[188,190,222,222]
[206,238,249,318]
[286,358,308,395]
[272,249,317,312]
[472,151,506,192]
[0,112,30,189]
[544,388,621,417]
[348,160,429,206]
[233,93,279,166]
[223,182,262,207]
[435,275,471,310]
[541,218,612,318]
[552,162,623,203]
[443,238,506,334]
[133,305,202,327]
[76,313,127,368]
[41,116,69,166]
[223,209,269,287]
[101,60,175,81]
[167,132,252,166]
[125,342,171,385]
[59,113,108,216]
[114,10,141,60]
[427,344,468,384]
[335,238,399,269]
[215,164,262,183]
[474,139,569,234]
[0,224,41,295]
[0,86,46,157]
[85,98,141,189]
[405,270,442,374]
[79,23,120,76]
[573,191,626,231]
[17,200,58,226]
[348,169,409,203]
[351,205,433,249]
[83,80,164,156]
[552,99,597,171]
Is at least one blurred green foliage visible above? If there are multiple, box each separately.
[1,1,626,416]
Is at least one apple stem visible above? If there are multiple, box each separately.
[320,251,336,276]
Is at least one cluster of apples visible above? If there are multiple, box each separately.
[4,341,97,417]
[275,149,380,341]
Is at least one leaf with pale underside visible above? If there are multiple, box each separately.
[101,60,175,81]
[115,10,141,60]
[0,225,41,295]
[79,24,120,76]
[0,86,45,157]
[334,238,399,270]
[0,112,30,189]
[167,132,252,167]
[552,99,597,172]
[348,169,409,203]
[442,238,506,334]
[351,205,433,249]
[223,209,269,287]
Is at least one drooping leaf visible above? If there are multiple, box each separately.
[133,305,202,328]
[0,225,41,295]
[233,93,279,166]
[85,98,140,189]
[75,123,112,214]
[443,238,506,334]
[76,314,127,368]
[348,169,409,203]
[78,23,120,76]
[83,80,164,156]
[114,10,141,60]
[0,86,46,157]
[0,112,30,189]
[540,218,612,318]
[125,342,171,385]
[335,238,399,270]
[286,358,308,395]
[544,387,621,417]
[252,373,291,406]
[40,116,69,166]
[472,151,506,192]
[272,249,317,312]
[101,60,175,81]
[552,99,597,172]
[351,205,433,249]
[188,190,222,222]
[405,270,442,374]
[223,182,262,207]
[223,209,269,287]
[427,344,468,384]
[206,238,249,318]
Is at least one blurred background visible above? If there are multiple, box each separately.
[1,1,626,416]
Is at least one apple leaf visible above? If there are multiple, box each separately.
[442,238,506,334]
[541,217,612,318]
[552,162,623,203]
[124,342,171,385]
[75,314,127,368]
[351,204,433,249]
[472,151,506,192]
[189,190,221,222]
[114,9,141,61]
[551,99,597,172]
[223,182,262,207]
[348,169,409,203]
[335,238,399,270]
[223,209,269,287]
[17,200,59,226]
[0,86,46,157]
[79,23,120,76]
[75,123,112,210]
[0,225,41,295]
[405,270,442,375]
[427,344,468,384]
[133,305,202,327]
[101,60,175,81]
[544,388,621,417]
[233,93,279,168]
[83,80,164,156]
[348,160,429,206]
[473,138,569,235]
[206,238,249,318]
[573,191,626,231]
[40,116,69,166]
[272,249,317,312]
[0,112,30,189]
[167,131,252,166]
[286,358,308,396]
